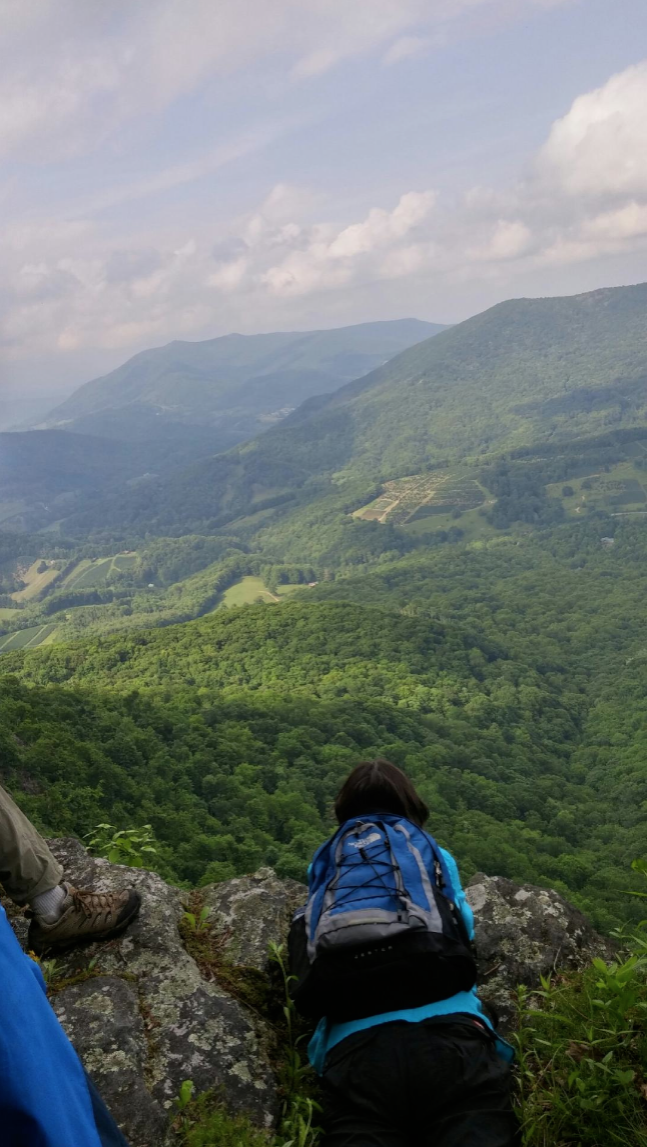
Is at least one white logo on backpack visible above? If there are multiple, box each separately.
[348,832,382,849]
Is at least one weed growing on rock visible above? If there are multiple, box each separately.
[182,905,211,933]
[178,892,272,1016]
[514,943,647,1144]
[176,909,321,1147]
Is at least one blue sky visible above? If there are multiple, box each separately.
[1,0,647,410]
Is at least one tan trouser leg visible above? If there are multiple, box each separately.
[0,784,63,905]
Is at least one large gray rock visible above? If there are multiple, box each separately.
[34,839,276,1147]
[467,873,615,1030]
[202,866,305,971]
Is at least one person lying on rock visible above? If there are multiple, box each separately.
[289,758,520,1147]
[0,782,141,954]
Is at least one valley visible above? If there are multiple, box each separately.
[2,281,647,943]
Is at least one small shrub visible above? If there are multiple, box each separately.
[84,823,158,868]
[514,862,647,1146]
[179,1091,271,1147]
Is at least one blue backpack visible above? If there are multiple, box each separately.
[290,814,477,1022]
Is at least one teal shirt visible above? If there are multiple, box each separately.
[307,846,513,1074]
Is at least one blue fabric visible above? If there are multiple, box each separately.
[307,846,514,1074]
[0,905,117,1147]
[307,815,457,950]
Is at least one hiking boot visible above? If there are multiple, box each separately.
[27,884,142,955]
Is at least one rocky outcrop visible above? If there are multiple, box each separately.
[467,873,615,1030]
[20,839,281,1147]
[4,841,615,1146]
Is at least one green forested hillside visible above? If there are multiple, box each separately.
[39,319,441,447]
[3,526,647,933]
[62,283,647,544]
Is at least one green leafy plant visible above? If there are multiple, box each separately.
[84,823,158,868]
[182,906,211,933]
[514,863,647,1145]
[39,957,61,986]
[175,1079,195,1114]
[178,1092,271,1147]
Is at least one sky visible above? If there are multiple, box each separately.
[1,0,647,420]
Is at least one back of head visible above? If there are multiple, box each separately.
[334,758,429,828]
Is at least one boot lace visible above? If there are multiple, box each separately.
[71,887,118,921]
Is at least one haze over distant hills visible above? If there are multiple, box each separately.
[35,318,443,451]
[64,282,647,542]
[1,318,441,531]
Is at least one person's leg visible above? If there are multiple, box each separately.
[410,1022,520,1147]
[321,1027,410,1147]
[0,782,142,954]
[0,782,63,904]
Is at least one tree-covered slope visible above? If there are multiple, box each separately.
[251,282,647,483]
[38,319,442,448]
[2,578,646,931]
[63,283,647,543]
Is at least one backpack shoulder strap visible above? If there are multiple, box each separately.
[420,830,458,903]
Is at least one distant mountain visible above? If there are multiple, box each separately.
[37,319,444,452]
[62,282,647,543]
[271,282,647,483]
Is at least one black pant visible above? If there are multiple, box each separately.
[321,1019,520,1147]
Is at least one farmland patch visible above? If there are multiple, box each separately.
[61,553,138,591]
[218,576,280,609]
[0,624,57,653]
[548,461,647,518]
[353,472,485,526]
[11,560,63,602]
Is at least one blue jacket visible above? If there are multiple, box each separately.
[308,846,513,1074]
[0,905,128,1146]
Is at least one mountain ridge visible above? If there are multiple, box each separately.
[35,318,444,445]
[60,281,647,543]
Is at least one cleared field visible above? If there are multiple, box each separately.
[219,576,280,608]
[227,506,280,530]
[403,505,497,542]
[66,558,114,589]
[62,553,138,591]
[112,554,138,572]
[548,462,647,519]
[12,560,62,602]
[0,624,57,653]
[274,583,307,597]
[354,472,485,526]
[0,607,18,619]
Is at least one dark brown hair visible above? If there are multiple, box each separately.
[334,758,429,827]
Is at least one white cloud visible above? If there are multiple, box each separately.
[3,46,647,375]
[536,61,647,199]
[582,202,647,242]
[258,191,435,297]
[469,220,533,262]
